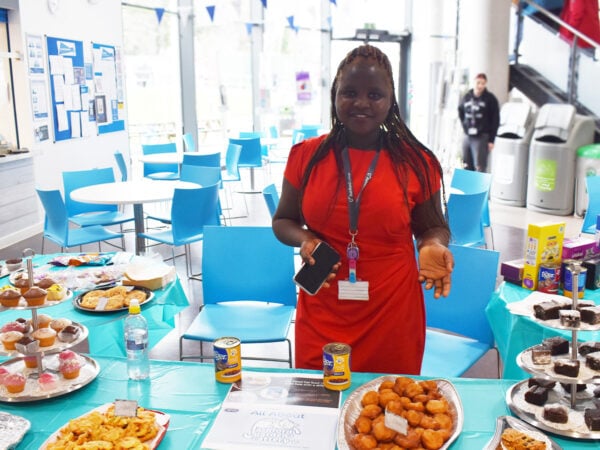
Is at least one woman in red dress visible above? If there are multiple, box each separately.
[272,45,453,374]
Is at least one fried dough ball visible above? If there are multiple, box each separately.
[412,394,432,403]
[419,415,441,430]
[362,390,380,406]
[351,433,378,450]
[379,380,396,391]
[419,380,438,393]
[425,399,448,415]
[421,429,445,450]
[393,428,423,449]
[404,381,424,398]
[385,400,404,416]
[393,376,414,395]
[400,397,425,412]
[405,409,423,427]
[379,390,401,408]
[360,404,383,419]
[354,416,372,434]
[372,420,396,442]
[433,413,452,430]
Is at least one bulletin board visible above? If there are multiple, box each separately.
[46,36,126,142]
[46,36,86,142]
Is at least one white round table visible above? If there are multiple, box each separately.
[70,180,199,255]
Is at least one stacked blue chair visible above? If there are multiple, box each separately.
[421,243,500,377]
[141,142,180,180]
[581,175,600,234]
[229,137,263,192]
[37,188,124,254]
[447,190,489,248]
[182,132,196,152]
[262,183,279,218]
[179,225,297,366]
[114,150,128,181]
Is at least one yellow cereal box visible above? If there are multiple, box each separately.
[522,222,565,290]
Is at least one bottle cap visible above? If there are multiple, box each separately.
[129,299,141,314]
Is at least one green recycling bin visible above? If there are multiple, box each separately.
[575,144,600,217]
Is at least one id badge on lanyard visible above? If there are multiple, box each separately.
[337,146,380,301]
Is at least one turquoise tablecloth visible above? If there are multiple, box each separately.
[2,356,598,449]
[486,281,600,379]
[0,253,190,357]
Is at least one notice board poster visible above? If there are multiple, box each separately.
[92,42,125,134]
[46,36,86,142]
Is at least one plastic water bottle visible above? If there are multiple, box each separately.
[124,299,149,380]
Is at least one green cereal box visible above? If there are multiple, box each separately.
[522,222,566,290]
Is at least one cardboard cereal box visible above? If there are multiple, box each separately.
[522,222,566,290]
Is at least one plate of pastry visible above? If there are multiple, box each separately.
[337,375,463,450]
[73,285,153,312]
[484,415,561,449]
[39,402,169,449]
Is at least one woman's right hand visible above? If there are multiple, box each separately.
[299,238,341,289]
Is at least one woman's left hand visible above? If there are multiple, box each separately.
[418,243,454,298]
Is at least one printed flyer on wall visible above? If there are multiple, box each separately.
[202,372,341,450]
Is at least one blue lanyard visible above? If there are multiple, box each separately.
[341,146,381,234]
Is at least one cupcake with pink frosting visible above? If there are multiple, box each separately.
[59,358,82,379]
[4,373,26,393]
[0,367,9,385]
[38,372,59,391]
[58,349,77,362]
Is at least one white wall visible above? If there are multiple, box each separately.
[1,0,128,248]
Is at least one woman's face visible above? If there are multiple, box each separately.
[335,58,393,148]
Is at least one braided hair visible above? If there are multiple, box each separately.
[298,44,447,227]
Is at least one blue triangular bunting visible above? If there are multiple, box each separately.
[155,8,165,24]
[260,0,267,8]
[245,22,253,35]
[287,15,294,29]
[206,5,215,22]
[330,0,337,5]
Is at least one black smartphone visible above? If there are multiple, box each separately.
[293,241,341,295]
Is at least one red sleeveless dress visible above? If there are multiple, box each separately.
[284,135,441,374]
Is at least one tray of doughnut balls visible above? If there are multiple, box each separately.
[531,297,600,331]
[0,349,99,402]
[337,375,463,450]
[517,336,600,384]
[507,376,600,439]
[0,314,87,357]
[0,275,72,311]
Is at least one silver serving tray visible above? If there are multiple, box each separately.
[73,285,153,312]
[0,354,99,402]
[0,322,88,357]
[337,376,463,450]
[484,415,562,449]
[0,411,30,448]
[0,289,73,312]
[507,379,600,439]
[517,346,600,384]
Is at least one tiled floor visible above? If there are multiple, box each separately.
[0,167,585,378]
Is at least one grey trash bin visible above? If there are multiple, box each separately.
[526,104,595,216]
[490,102,535,206]
[575,144,600,217]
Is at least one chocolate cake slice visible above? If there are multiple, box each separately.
[554,358,580,377]
[579,341,600,356]
[534,301,563,320]
[524,385,549,406]
[559,309,581,328]
[581,306,600,325]
[542,336,569,355]
[560,382,587,393]
[528,377,556,389]
[543,403,569,424]
[531,345,552,365]
[576,300,596,311]
[585,408,600,431]
[586,351,600,371]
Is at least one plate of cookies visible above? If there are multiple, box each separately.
[484,415,560,449]
[73,285,153,312]
[337,375,463,450]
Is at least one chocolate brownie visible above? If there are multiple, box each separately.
[524,385,549,406]
[576,300,596,311]
[543,404,569,424]
[534,301,564,320]
[586,351,600,371]
[554,358,580,377]
[528,377,556,389]
[585,408,600,431]
[560,382,587,393]
[559,309,581,328]
[579,341,600,356]
[542,336,569,355]
[581,306,600,325]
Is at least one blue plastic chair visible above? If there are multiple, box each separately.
[182,152,221,168]
[228,137,263,192]
[262,183,279,217]
[138,183,221,279]
[179,225,297,366]
[581,175,600,234]
[114,150,128,182]
[62,167,134,250]
[450,168,493,247]
[220,142,246,221]
[421,243,500,377]
[36,188,124,254]
[182,132,196,152]
[447,190,489,247]
[141,142,180,180]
